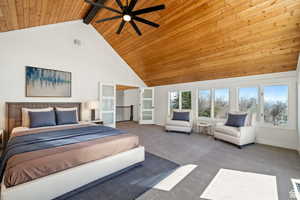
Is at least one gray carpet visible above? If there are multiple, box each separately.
[56,152,179,200]
[116,122,300,200]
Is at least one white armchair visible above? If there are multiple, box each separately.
[165,109,193,134]
[214,112,256,148]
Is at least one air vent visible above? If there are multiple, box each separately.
[292,179,300,200]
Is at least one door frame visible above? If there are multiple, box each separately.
[139,87,155,124]
[99,82,116,128]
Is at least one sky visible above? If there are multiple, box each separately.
[264,85,288,103]
[239,87,258,100]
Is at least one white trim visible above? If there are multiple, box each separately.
[139,87,155,124]
[99,83,116,128]
[1,146,145,200]
[168,90,192,116]
[196,81,295,130]
[260,82,292,130]
[197,89,212,119]
[213,88,230,120]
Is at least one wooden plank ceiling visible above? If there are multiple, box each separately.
[1,0,300,86]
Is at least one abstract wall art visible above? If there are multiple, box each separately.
[26,66,72,97]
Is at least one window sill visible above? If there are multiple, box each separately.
[256,124,296,131]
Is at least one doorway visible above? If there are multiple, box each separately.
[116,85,139,123]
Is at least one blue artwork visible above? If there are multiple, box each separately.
[26,66,71,97]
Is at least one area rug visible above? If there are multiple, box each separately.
[200,168,278,200]
[56,152,179,200]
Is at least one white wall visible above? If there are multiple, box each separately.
[123,89,139,121]
[0,20,146,129]
[297,55,300,153]
[154,71,298,150]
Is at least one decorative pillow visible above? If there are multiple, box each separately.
[22,107,53,127]
[172,112,190,121]
[56,107,78,121]
[225,113,247,127]
[56,110,78,125]
[28,111,56,128]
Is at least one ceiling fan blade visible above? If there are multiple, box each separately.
[96,15,122,23]
[128,0,138,11]
[130,20,142,36]
[133,17,159,28]
[115,0,123,9]
[85,0,122,14]
[132,4,165,15]
[116,20,126,34]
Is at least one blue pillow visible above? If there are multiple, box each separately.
[28,111,56,128]
[225,113,247,127]
[172,112,190,121]
[56,110,78,125]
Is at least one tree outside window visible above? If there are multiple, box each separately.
[239,87,258,114]
[169,91,179,114]
[214,88,229,119]
[263,85,288,126]
[181,91,192,109]
[198,90,211,117]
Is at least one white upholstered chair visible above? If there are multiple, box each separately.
[214,112,256,148]
[165,109,193,134]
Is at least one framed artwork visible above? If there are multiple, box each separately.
[26,66,72,97]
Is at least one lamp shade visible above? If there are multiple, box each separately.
[86,100,99,110]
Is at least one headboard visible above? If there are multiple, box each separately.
[5,102,82,144]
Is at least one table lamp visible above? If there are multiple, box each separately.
[86,100,99,121]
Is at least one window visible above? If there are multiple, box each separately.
[181,91,192,109]
[263,85,288,126]
[214,88,229,119]
[238,87,259,114]
[198,90,211,117]
[169,91,179,114]
[168,91,192,115]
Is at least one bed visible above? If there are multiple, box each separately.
[2,102,145,200]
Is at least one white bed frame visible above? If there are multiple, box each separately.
[1,146,145,200]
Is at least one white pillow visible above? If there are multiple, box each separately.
[55,107,79,121]
[22,107,53,127]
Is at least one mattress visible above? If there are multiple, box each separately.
[4,124,139,187]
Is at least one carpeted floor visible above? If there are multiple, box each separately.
[116,122,300,200]
[57,152,179,200]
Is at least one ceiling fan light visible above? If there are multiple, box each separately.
[123,15,131,22]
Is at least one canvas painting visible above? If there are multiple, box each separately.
[26,66,71,97]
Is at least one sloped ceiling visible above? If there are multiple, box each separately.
[1,0,300,86]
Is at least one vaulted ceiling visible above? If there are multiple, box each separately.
[1,0,300,86]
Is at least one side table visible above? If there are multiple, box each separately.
[197,122,213,136]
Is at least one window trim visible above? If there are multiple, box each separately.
[197,89,212,119]
[237,86,260,117]
[213,87,230,120]
[168,90,192,116]
[194,80,295,130]
[259,83,291,129]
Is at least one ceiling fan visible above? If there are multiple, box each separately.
[85,0,165,36]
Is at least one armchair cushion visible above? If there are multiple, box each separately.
[225,113,247,127]
[166,119,191,127]
[172,111,190,121]
[215,125,240,137]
